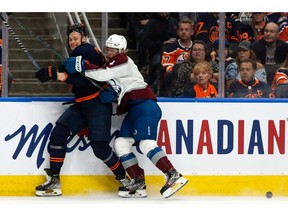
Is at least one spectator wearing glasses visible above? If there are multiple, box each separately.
[174,40,218,96]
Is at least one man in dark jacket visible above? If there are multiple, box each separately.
[251,22,288,85]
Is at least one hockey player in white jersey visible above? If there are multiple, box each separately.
[63,34,188,198]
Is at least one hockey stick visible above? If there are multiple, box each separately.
[7,13,66,60]
[8,13,105,90]
[1,14,104,90]
[79,72,104,90]
[0,14,41,70]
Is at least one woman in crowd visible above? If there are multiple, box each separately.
[175,40,218,96]
[180,61,218,98]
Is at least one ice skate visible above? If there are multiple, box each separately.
[160,168,188,198]
[35,168,62,197]
[118,175,147,198]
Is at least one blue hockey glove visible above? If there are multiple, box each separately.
[99,87,118,103]
[63,56,86,74]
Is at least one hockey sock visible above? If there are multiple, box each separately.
[90,141,126,178]
[147,147,174,173]
[120,153,145,178]
[48,124,70,175]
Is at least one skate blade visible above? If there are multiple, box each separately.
[118,189,147,198]
[36,189,62,197]
[162,177,188,198]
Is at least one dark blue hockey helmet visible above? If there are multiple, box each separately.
[67,23,87,37]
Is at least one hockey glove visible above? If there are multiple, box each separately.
[35,66,57,83]
[107,79,122,96]
[58,64,67,73]
[63,56,86,74]
[99,87,118,103]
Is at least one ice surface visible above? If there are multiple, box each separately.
[0,194,287,216]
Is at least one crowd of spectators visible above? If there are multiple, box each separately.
[126,12,288,98]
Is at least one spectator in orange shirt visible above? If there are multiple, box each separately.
[179,61,218,98]
[271,54,288,91]
[175,40,218,96]
[160,17,194,96]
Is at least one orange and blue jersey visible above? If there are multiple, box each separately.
[271,68,288,91]
[193,13,239,44]
[161,40,192,73]
[227,79,274,98]
[61,43,106,102]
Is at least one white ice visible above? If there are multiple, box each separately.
[0,194,287,216]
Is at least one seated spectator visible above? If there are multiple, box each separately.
[233,14,255,42]
[175,40,218,96]
[228,12,255,57]
[210,39,234,72]
[227,59,274,98]
[160,17,194,96]
[251,22,288,85]
[225,40,267,89]
[250,12,267,41]
[271,54,288,91]
[193,13,239,46]
[266,12,288,42]
[180,61,218,98]
[161,18,193,74]
[236,12,252,24]
[277,13,288,43]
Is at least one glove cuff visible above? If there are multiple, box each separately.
[48,66,57,80]
[75,56,84,72]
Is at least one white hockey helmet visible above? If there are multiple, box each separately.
[105,34,127,52]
